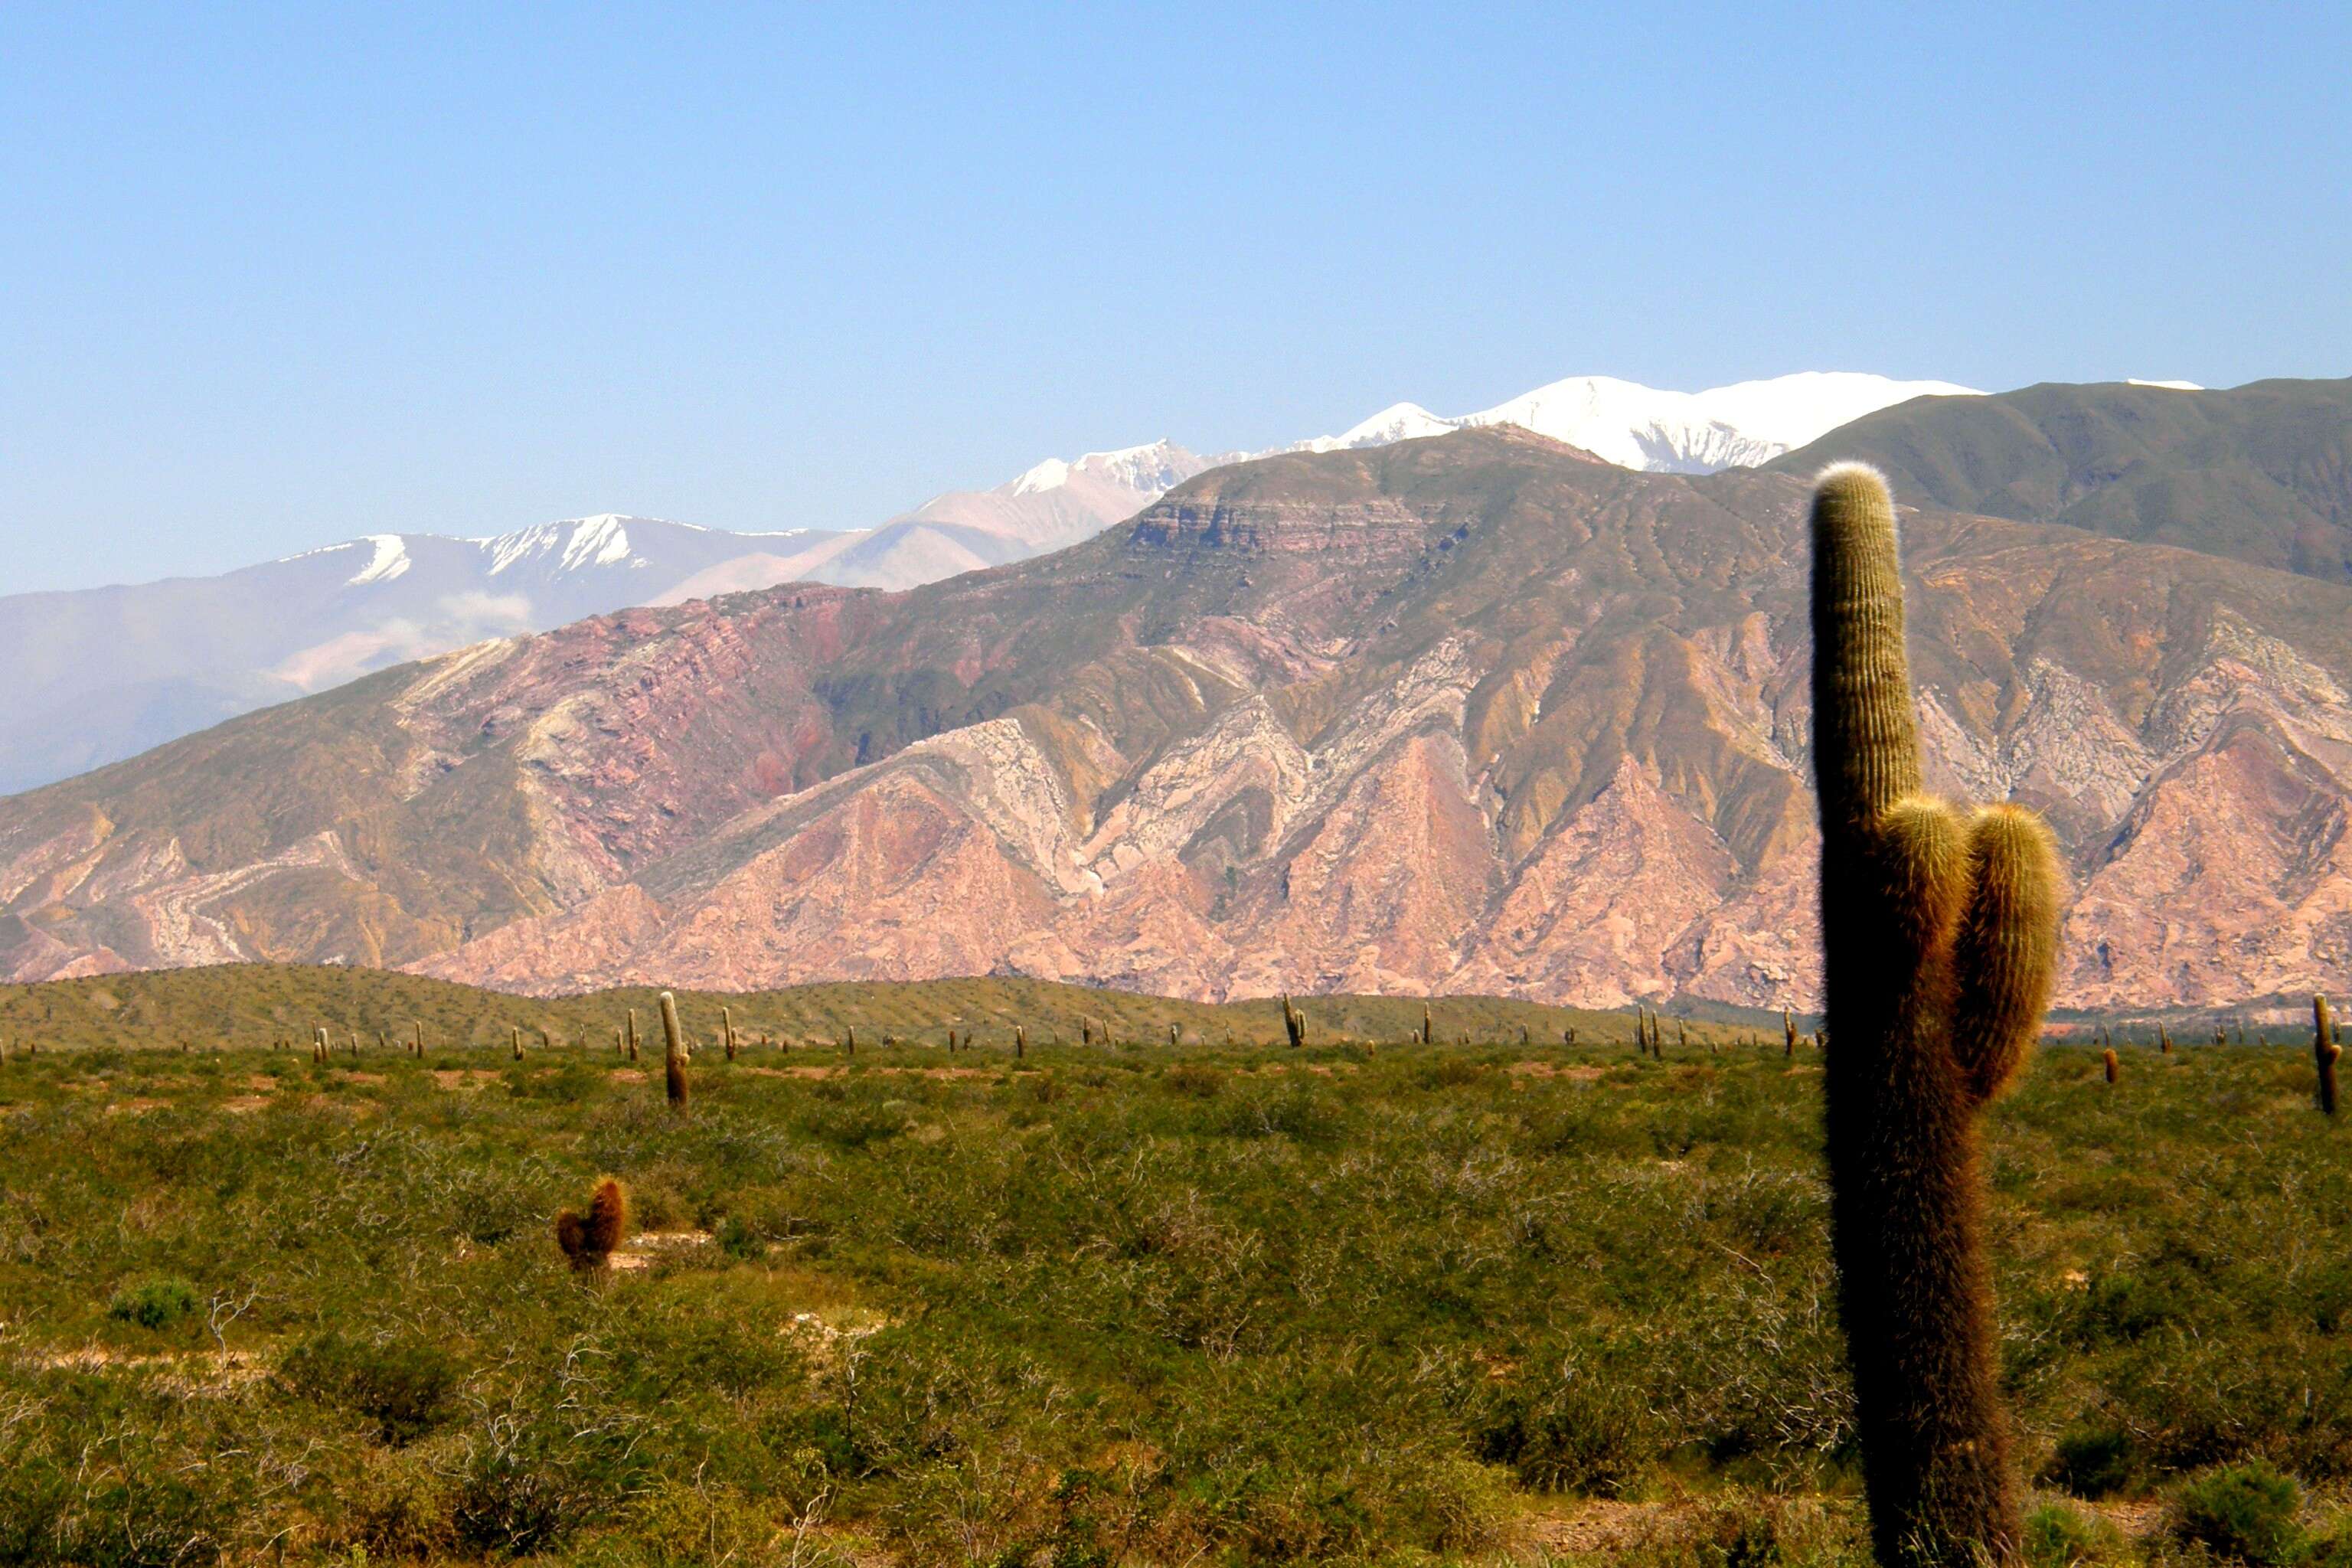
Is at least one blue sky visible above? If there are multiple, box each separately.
[3,3,2347,595]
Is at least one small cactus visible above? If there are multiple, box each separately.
[659,991,688,1109]
[555,1178,628,1271]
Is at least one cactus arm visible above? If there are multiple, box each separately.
[1950,805,2063,1106]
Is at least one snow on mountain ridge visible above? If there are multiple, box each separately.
[348,534,412,586]
[1010,439,1199,498]
[1302,371,1982,474]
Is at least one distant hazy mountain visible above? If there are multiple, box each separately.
[0,517,841,795]
[1299,371,1980,471]
[660,441,1214,601]
[1769,377,2352,583]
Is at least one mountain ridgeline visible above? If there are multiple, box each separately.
[1769,376,2352,583]
[3,378,2350,1012]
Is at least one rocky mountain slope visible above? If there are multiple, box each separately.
[0,515,843,796]
[0,446,1202,795]
[5,426,2346,1011]
[2,372,1963,794]
[1769,377,2352,582]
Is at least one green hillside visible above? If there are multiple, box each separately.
[1770,377,2352,581]
[0,961,1745,1054]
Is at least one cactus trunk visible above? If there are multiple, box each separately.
[1811,465,2060,1568]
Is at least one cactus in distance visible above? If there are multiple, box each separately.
[1282,995,1306,1050]
[1809,464,2062,1568]
[659,991,688,1109]
[2318,995,2341,1116]
[2103,1047,2118,1084]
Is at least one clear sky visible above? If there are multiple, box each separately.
[3,2,2347,595]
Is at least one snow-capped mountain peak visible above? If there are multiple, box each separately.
[1300,371,1981,474]
[1009,439,1199,498]
[482,514,652,577]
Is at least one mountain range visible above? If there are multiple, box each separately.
[5,374,2348,1014]
[0,372,1959,795]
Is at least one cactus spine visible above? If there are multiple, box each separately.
[1811,464,2060,1568]
[2318,995,2341,1116]
[659,991,688,1109]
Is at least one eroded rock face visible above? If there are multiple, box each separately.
[7,426,2352,1010]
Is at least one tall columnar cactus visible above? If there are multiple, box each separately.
[2102,1047,2118,1084]
[1810,464,2061,1568]
[626,1007,639,1063]
[1785,1010,1799,1058]
[1014,1024,1025,1057]
[723,1006,737,1061]
[2159,1023,2173,1054]
[512,1027,524,1062]
[1282,995,1306,1050]
[1420,1002,1433,1047]
[2317,995,2341,1116]
[659,991,689,1109]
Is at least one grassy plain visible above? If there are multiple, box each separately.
[0,968,2345,1566]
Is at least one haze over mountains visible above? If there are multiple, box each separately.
[5,375,2348,1014]
[0,371,1962,794]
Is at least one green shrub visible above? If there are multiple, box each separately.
[2047,1423,2140,1498]
[2024,1501,2118,1567]
[106,1276,198,1330]
[1478,1366,1657,1496]
[2172,1462,2305,1566]
[278,1331,460,1444]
